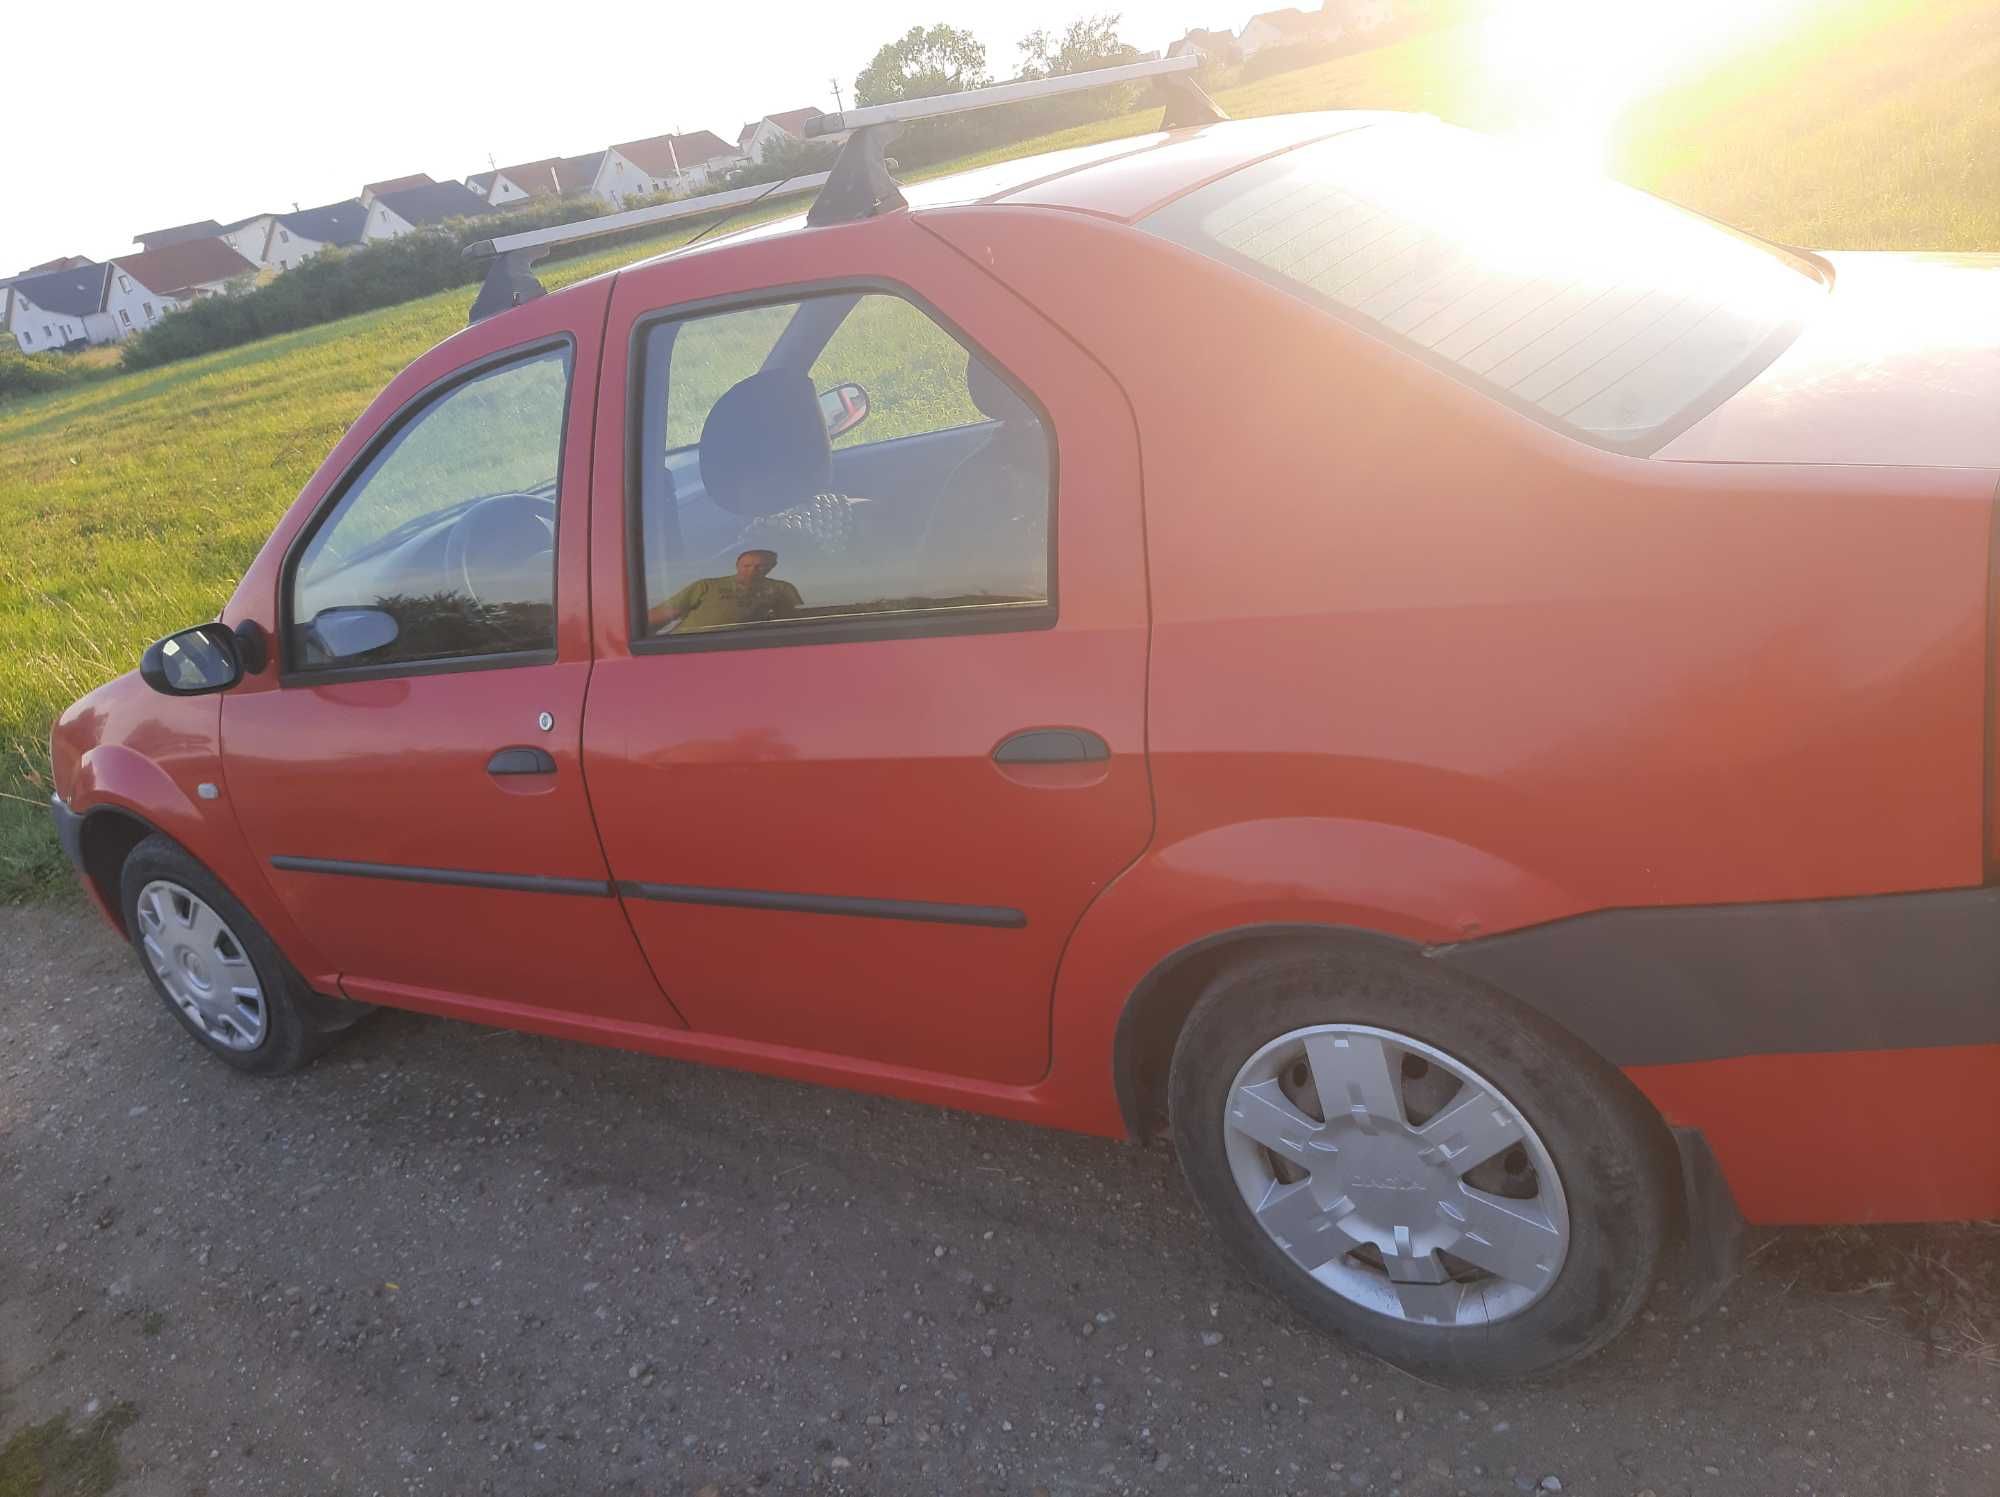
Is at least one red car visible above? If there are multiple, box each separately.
[47,64,2000,1382]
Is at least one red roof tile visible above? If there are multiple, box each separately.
[611,130,741,180]
[113,239,258,298]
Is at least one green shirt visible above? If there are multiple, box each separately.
[661,574,803,631]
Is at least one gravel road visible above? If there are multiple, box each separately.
[1,901,1993,1496]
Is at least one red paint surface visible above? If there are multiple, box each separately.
[1629,1047,2000,1224]
[45,122,2000,1227]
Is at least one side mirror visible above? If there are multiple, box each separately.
[139,623,243,697]
[818,382,870,440]
[306,605,400,661]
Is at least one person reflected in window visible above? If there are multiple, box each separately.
[648,549,802,634]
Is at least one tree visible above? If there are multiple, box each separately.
[854,24,991,106]
[1017,13,1142,79]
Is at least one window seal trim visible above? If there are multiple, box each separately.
[276,332,578,686]
[275,646,558,689]
[622,276,1060,655]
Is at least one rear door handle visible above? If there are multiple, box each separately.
[992,728,1109,764]
[487,746,557,776]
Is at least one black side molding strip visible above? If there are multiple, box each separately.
[271,856,612,898]
[1435,883,2000,1068]
[617,881,1027,929]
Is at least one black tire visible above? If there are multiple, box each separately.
[118,832,354,1075]
[1168,940,1672,1383]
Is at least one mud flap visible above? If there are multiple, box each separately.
[1661,1126,1748,1319]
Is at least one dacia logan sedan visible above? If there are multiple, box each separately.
[49,107,2000,1382]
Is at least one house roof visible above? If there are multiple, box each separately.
[1248,7,1324,35]
[486,156,574,199]
[114,239,258,297]
[219,212,275,233]
[136,219,224,249]
[276,200,369,246]
[17,254,92,276]
[554,152,603,194]
[611,130,741,179]
[362,173,434,198]
[762,109,820,138]
[10,262,111,318]
[374,181,490,227]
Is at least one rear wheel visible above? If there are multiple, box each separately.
[1169,942,1671,1382]
[119,834,353,1075]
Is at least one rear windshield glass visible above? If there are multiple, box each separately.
[1141,121,1825,453]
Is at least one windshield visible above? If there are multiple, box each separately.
[1141,120,1826,453]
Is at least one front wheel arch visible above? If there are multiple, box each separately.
[78,806,161,935]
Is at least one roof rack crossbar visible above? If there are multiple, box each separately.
[462,170,833,263]
[462,170,832,325]
[461,53,1225,322]
[802,53,1203,138]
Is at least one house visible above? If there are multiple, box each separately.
[591,130,745,203]
[134,219,224,251]
[1167,28,1242,65]
[104,239,258,335]
[1237,7,1340,57]
[735,108,844,165]
[1325,0,1395,34]
[261,201,369,272]
[217,213,279,269]
[360,173,434,207]
[364,180,490,241]
[467,152,603,207]
[5,261,116,351]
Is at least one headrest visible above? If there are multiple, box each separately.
[967,355,1031,425]
[699,369,832,517]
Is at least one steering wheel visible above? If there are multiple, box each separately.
[442,493,556,610]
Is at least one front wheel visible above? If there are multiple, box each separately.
[119,833,353,1075]
[1168,943,1672,1383]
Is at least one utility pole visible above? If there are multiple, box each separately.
[831,77,846,114]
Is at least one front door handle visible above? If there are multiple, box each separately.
[487,746,557,776]
[992,728,1109,765]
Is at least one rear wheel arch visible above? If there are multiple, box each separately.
[1113,922,1679,1164]
[1114,924,1419,1140]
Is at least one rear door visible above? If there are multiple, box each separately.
[583,218,1152,1084]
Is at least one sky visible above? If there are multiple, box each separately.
[0,0,1237,272]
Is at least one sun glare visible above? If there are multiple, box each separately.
[1478,0,1818,172]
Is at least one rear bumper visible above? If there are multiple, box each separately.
[49,794,85,875]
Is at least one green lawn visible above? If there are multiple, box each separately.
[3,0,1995,899]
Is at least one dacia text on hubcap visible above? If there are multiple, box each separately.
[1221,1024,1569,1326]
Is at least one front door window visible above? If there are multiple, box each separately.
[288,347,570,673]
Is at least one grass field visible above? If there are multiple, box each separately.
[2,0,1995,899]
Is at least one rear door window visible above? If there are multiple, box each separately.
[632,290,1052,645]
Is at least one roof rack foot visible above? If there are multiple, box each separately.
[806,123,907,228]
[1156,71,1228,130]
[469,246,549,325]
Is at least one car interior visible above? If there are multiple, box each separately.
[638,293,1052,633]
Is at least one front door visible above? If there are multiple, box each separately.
[583,225,1152,1085]
[223,319,672,1026]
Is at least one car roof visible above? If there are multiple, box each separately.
[611,111,1403,278]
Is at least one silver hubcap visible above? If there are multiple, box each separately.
[135,880,266,1051]
[1222,1024,1569,1326]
